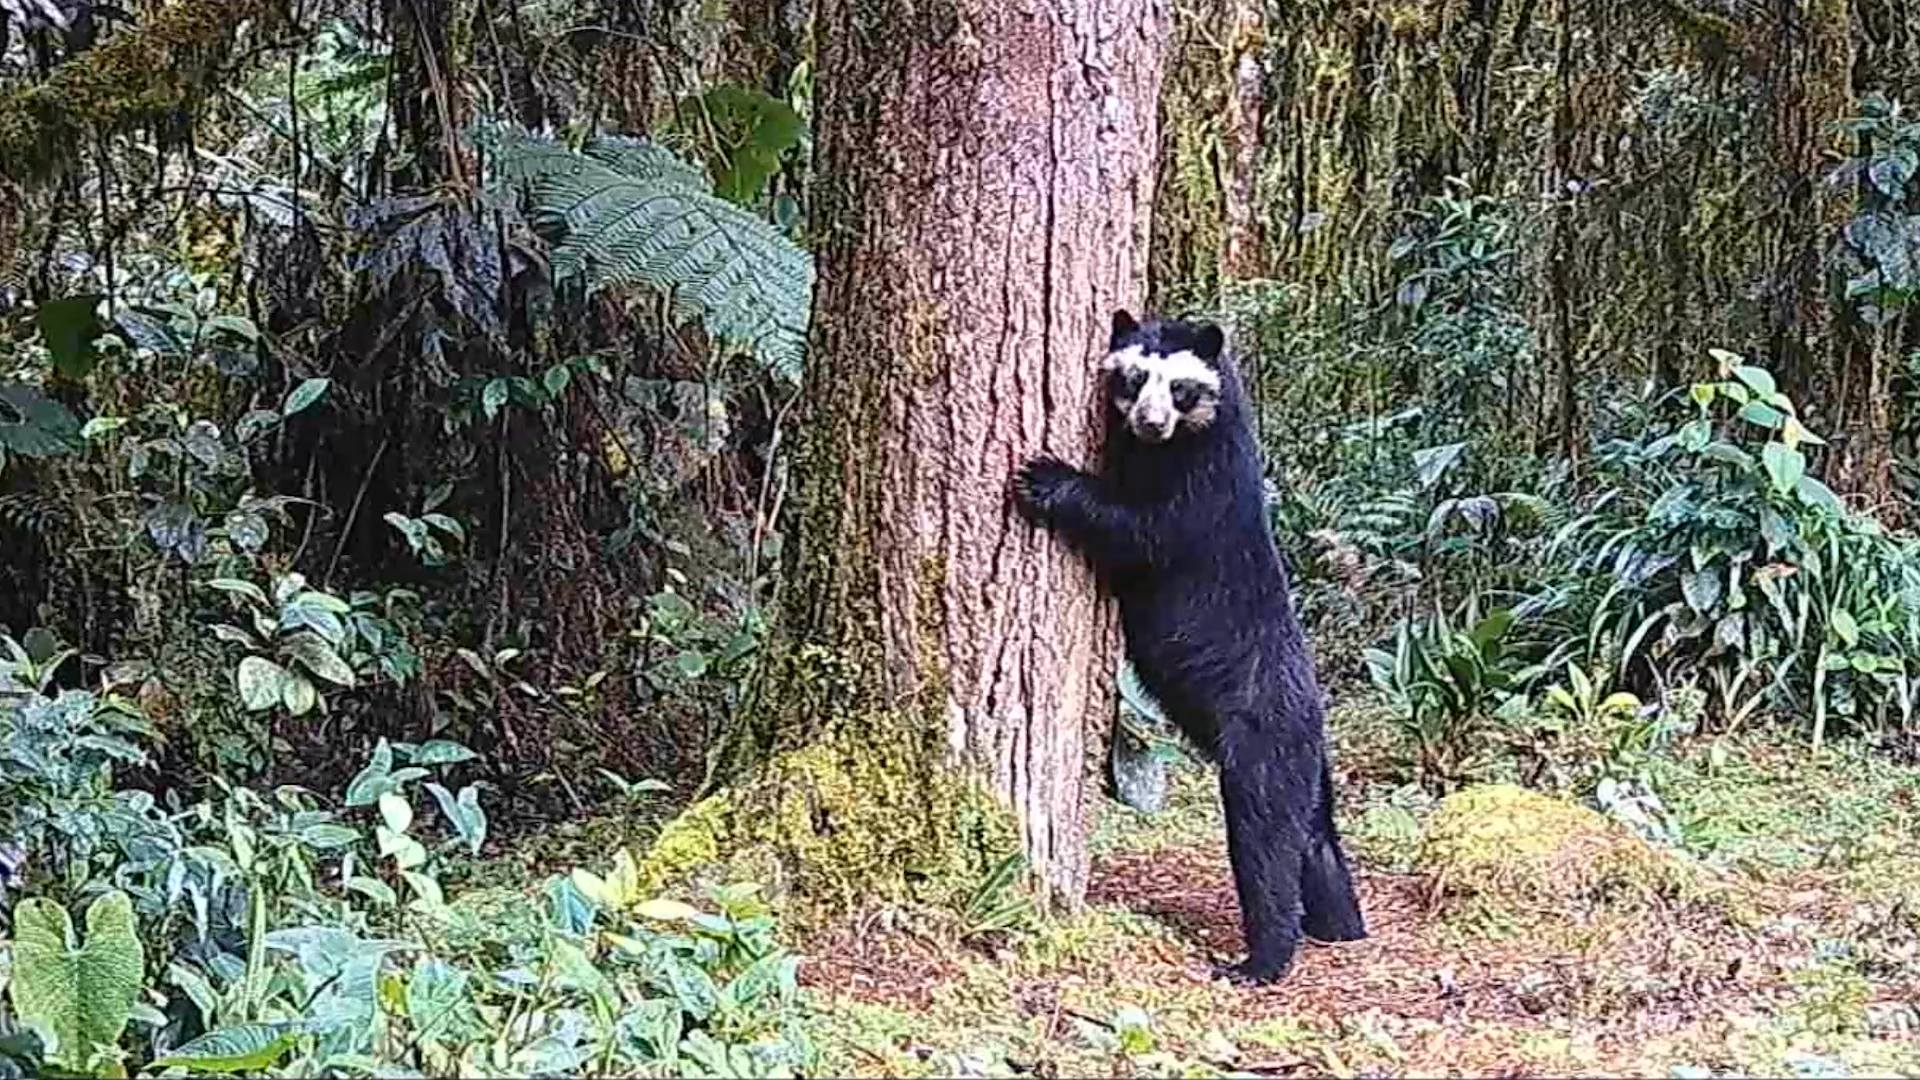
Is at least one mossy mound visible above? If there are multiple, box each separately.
[636,726,1021,920]
[1418,784,1696,917]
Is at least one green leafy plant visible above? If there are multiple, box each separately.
[1543,662,1644,731]
[1366,597,1564,789]
[1551,351,1920,744]
[673,83,807,205]
[7,890,144,1075]
[0,382,82,471]
[384,482,466,567]
[204,572,416,716]
[0,645,176,906]
[493,130,814,380]
[959,852,1038,943]
[1834,93,1920,325]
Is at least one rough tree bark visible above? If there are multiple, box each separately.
[740,0,1174,909]
[1219,0,1266,281]
[1548,0,1577,458]
[640,0,1171,913]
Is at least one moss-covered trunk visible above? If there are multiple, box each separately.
[748,0,1171,908]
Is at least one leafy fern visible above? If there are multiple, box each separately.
[494,132,812,380]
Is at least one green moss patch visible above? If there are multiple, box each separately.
[1418,783,1697,919]
[638,725,1021,918]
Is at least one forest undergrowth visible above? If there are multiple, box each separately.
[799,700,1920,1078]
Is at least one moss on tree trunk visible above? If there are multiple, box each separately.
[641,0,1171,913]
[0,0,283,185]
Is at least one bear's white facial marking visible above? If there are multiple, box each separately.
[1106,346,1222,444]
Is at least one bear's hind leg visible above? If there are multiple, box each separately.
[1299,752,1367,942]
[1217,727,1312,983]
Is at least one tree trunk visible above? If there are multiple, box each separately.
[763,0,1171,907]
[1219,0,1267,281]
[1549,0,1577,459]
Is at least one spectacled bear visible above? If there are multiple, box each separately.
[1012,310,1366,984]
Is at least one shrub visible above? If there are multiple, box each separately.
[1549,351,1920,744]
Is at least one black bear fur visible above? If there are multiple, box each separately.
[1012,310,1366,984]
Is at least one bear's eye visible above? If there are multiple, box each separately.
[1171,379,1205,412]
[1114,368,1147,397]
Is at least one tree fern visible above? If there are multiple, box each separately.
[493,132,812,381]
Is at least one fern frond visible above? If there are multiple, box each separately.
[495,132,812,381]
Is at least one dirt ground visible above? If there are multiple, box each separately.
[802,712,1920,1078]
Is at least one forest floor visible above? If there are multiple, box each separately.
[801,702,1920,1078]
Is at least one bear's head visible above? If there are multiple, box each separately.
[1103,309,1228,445]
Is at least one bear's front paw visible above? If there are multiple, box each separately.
[1012,455,1080,523]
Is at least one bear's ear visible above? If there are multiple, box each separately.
[1192,322,1225,361]
[1109,309,1140,349]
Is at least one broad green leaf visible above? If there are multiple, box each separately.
[1681,569,1723,614]
[1411,441,1466,490]
[375,826,427,870]
[545,877,597,935]
[272,572,307,605]
[1731,365,1777,397]
[206,578,270,608]
[165,964,217,1028]
[400,871,445,911]
[235,409,282,443]
[344,876,397,907]
[1832,609,1861,649]
[280,603,346,646]
[344,740,394,806]
[154,1024,298,1074]
[1701,442,1754,470]
[378,792,413,835]
[1688,382,1715,408]
[425,783,486,855]
[404,958,468,1032]
[289,590,353,615]
[421,513,464,542]
[236,657,290,712]
[678,84,807,203]
[7,892,144,1070]
[482,379,508,421]
[1737,400,1785,430]
[635,898,702,922]
[569,868,617,910]
[0,382,83,458]
[281,674,318,717]
[35,295,104,379]
[1600,692,1642,714]
[300,823,359,850]
[1796,474,1843,514]
[1782,415,1826,447]
[205,314,261,342]
[1761,442,1805,495]
[286,633,356,687]
[1759,508,1795,554]
[407,739,476,766]
[1468,608,1514,653]
[281,378,331,418]
[455,784,488,855]
[113,308,184,355]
